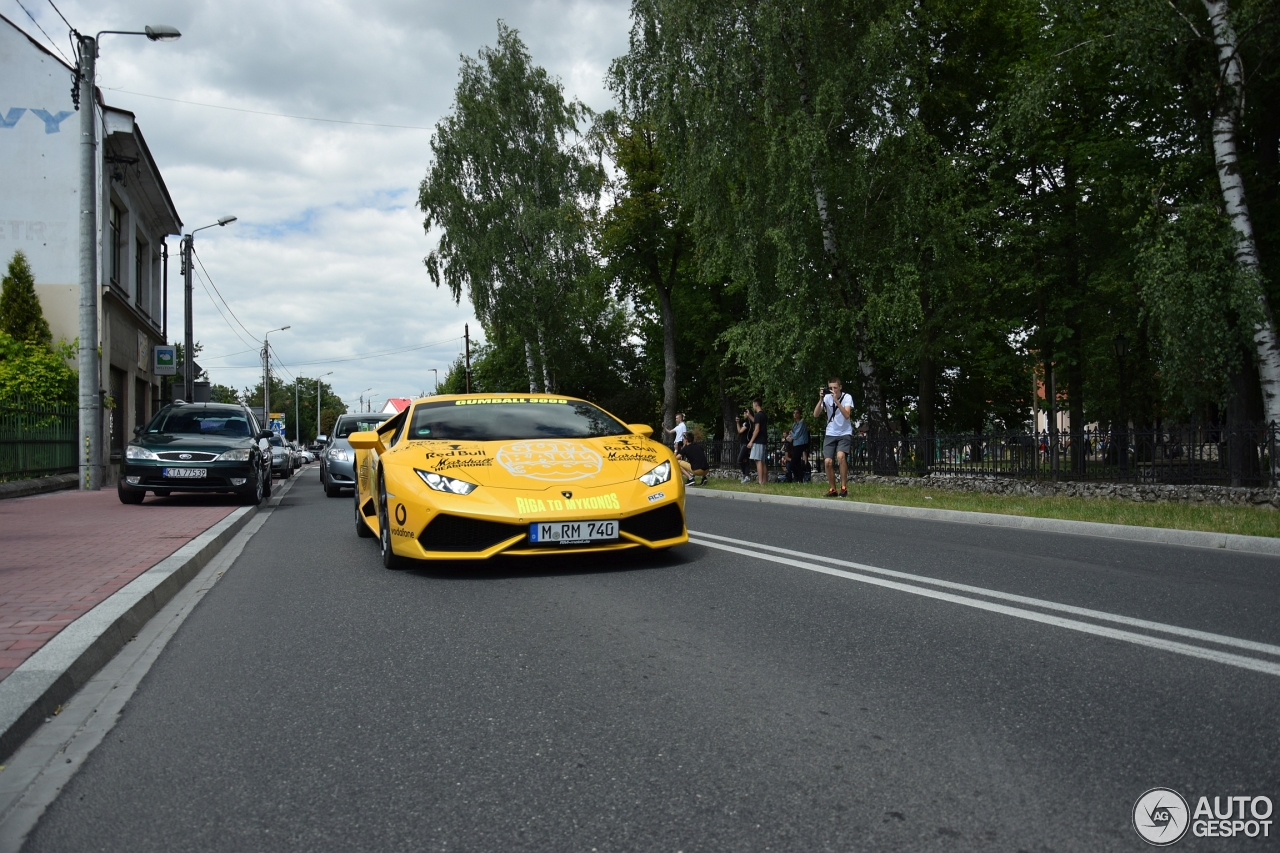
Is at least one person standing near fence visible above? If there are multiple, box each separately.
[815,377,854,497]
[662,412,687,453]
[748,397,768,485]
[736,407,754,483]
[788,407,810,482]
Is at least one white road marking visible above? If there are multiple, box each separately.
[689,532,1280,678]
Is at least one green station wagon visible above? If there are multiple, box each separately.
[119,403,274,505]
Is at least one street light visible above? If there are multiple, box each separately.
[1113,333,1129,476]
[358,388,372,413]
[75,24,181,490]
[430,368,438,394]
[180,216,237,402]
[316,371,333,441]
[263,326,290,433]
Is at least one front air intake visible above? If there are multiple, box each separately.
[620,503,685,542]
[418,514,526,552]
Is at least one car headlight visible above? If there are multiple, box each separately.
[125,445,159,460]
[329,449,351,463]
[215,448,252,462]
[639,461,671,487]
[415,469,478,495]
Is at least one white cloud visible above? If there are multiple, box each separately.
[8,0,630,410]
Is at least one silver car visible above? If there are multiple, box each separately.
[321,413,392,497]
[267,434,294,478]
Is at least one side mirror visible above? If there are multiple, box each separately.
[628,424,654,440]
[346,430,384,453]
[133,425,143,436]
[259,430,273,440]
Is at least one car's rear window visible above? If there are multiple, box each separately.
[334,415,391,438]
[408,398,629,441]
[146,408,250,437]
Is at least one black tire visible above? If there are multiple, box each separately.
[325,478,341,498]
[152,489,171,497]
[378,476,410,570]
[263,471,272,498]
[238,473,264,506]
[117,481,144,504]
[355,488,375,538]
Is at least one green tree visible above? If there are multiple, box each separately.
[0,251,52,347]
[0,331,75,404]
[419,22,605,393]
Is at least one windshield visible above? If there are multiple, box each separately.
[269,436,285,447]
[146,407,251,437]
[334,415,391,438]
[408,398,629,441]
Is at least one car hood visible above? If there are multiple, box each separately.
[136,433,255,452]
[393,435,668,490]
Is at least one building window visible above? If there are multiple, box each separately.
[136,237,148,312]
[109,203,123,286]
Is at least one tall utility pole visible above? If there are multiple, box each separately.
[317,371,332,439]
[262,326,290,432]
[179,217,237,403]
[464,324,471,394]
[76,34,99,490]
[182,234,194,402]
[73,25,180,489]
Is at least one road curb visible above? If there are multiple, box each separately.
[0,474,78,502]
[0,472,302,763]
[687,488,1280,558]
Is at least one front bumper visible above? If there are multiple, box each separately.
[326,456,356,485]
[376,471,688,561]
[122,460,258,491]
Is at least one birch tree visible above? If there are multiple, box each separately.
[419,23,603,393]
[1199,0,1280,426]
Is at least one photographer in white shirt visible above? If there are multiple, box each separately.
[813,377,854,497]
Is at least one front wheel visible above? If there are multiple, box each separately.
[354,488,374,538]
[239,474,264,506]
[117,481,144,504]
[378,477,410,570]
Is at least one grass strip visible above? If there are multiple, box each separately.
[696,478,1280,539]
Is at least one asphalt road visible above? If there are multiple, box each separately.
[23,475,1280,852]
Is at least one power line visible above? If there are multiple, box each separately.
[203,347,259,362]
[192,264,259,351]
[204,336,462,370]
[102,87,435,130]
[192,246,259,344]
[43,0,70,30]
[12,0,72,64]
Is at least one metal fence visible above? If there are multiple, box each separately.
[0,397,77,481]
[700,425,1278,487]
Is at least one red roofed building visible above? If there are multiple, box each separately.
[380,397,413,414]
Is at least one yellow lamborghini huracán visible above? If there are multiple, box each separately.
[347,394,688,568]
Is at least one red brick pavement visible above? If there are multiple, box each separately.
[0,490,239,681]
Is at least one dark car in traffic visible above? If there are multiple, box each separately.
[119,402,274,505]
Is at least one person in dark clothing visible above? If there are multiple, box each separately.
[677,436,709,486]
[735,407,754,482]
[787,407,811,482]
[748,397,768,485]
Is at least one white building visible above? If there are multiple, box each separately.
[1,15,182,484]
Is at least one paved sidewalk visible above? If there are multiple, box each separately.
[0,491,242,681]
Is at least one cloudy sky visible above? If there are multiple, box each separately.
[8,0,631,413]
